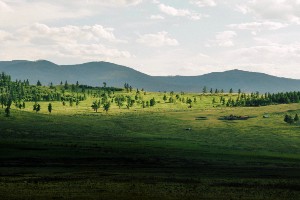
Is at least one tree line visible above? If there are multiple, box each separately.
[224,91,300,107]
[0,72,119,116]
[2,71,300,116]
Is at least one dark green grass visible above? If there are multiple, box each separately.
[0,104,300,199]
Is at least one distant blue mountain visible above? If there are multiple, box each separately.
[0,60,299,93]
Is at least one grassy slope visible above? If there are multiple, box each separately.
[0,93,300,199]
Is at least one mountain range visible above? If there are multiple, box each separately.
[0,60,299,93]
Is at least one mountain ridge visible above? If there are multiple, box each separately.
[0,60,299,93]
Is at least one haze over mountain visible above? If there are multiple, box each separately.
[0,60,299,93]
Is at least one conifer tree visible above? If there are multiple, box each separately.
[33,103,40,113]
[64,81,69,90]
[202,86,207,94]
[103,102,110,113]
[284,114,294,124]
[4,99,12,117]
[294,114,299,122]
[48,103,52,113]
[37,80,42,86]
[163,94,167,102]
[5,106,10,117]
[150,98,156,106]
[91,101,100,112]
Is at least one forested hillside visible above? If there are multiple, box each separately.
[1,71,300,117]
[0,60,300,93]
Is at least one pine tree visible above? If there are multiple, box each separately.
[37,80,42,86]
[284,114,294,124]
[163,94,167,102]
[294,114,299,122]
[48,103,52,113]
[187,98,192,108]
[115,95,124,109]
[5,106,10,117]
[212,97,216,104]
[33,103,40,113]
[37,104,41,113]
[69,99,73,107]
[150,98,156,107]
[91,101,100,112]
[103,102,110,113]
[202,86,207,94]
[64,81,69,90]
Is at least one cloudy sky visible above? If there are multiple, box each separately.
[1,0,300,78]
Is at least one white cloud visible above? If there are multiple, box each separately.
[90,26,118,42]
[238,0,300,24]
[0,0,143,27]
[229,21,289,32]
[215,31,237,47]
[69,0,143,7]
[137,31,179,47]
[59,43,131,60]
[150,15,164,20]
[22,23,126,43]
[159,4,190,16]
[189,14,203,20]
[22,0,143,7]
[0,24,131,62]
[0,2,91,27]
[158,3,203,20]
[0,0,12,11]
[235,5,251,15]
[0,30,11,42]
[207,36,300,78]
[108,0,143,6]
[190,0,217,7]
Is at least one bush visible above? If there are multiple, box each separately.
[284,114,294,124]
[150,98,156,107]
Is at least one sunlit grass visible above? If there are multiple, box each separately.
[0,92,299,199]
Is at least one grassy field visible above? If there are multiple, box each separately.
[0,92,300,199]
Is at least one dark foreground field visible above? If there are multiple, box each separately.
[0,104,300,199]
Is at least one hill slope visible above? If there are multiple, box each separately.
[156,69,300,93]
[0,60,299,92]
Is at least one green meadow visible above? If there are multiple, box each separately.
[0,92,300,200]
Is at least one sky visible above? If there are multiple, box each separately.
[1,0,300,79]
